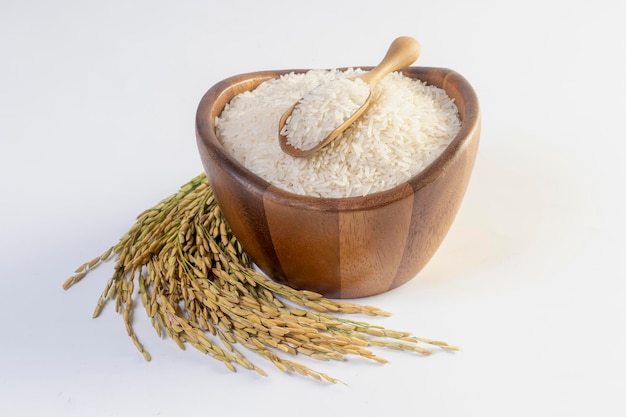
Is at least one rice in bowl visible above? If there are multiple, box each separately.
[215,68,461,198]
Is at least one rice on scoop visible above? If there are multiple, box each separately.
[281,77,370,151]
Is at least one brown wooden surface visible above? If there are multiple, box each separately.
[196,67,481,298]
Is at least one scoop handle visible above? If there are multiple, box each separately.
[359,36,421,85]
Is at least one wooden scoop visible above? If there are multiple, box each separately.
[278,36,421,158]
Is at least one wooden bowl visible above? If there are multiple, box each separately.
[196,67,480,298]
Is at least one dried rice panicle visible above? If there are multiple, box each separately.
[63,173,457,383]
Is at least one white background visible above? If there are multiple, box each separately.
[1,0,625,415]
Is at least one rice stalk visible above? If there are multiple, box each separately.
[63,173,456,383]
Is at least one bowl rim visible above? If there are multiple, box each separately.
[196,66,480,212]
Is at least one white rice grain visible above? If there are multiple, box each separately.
[281,78,370,151]
[215,69,461,198]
